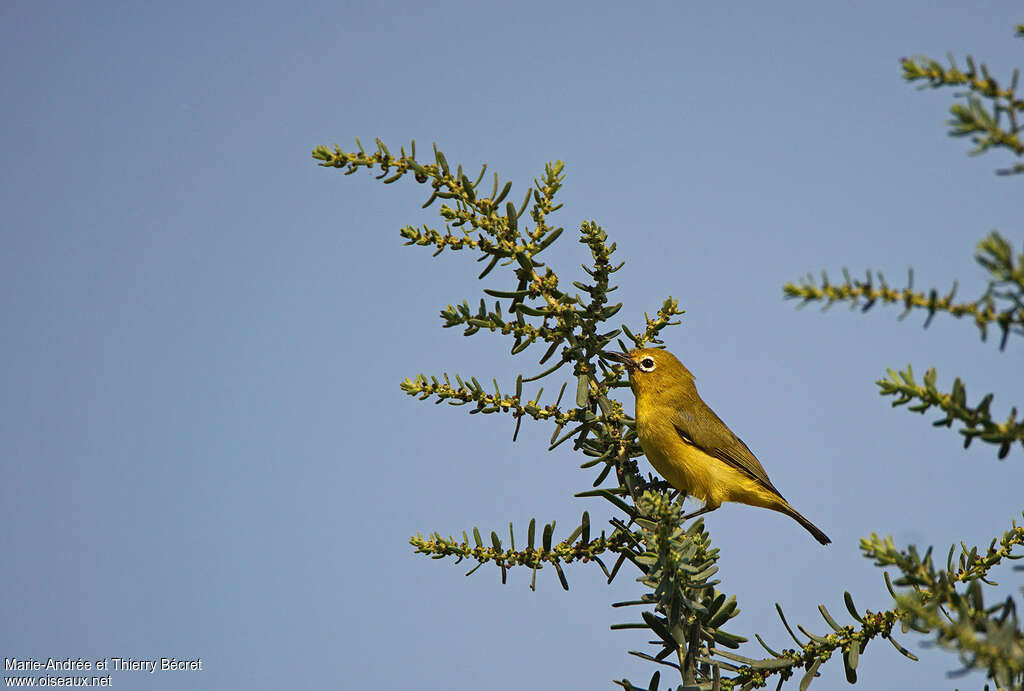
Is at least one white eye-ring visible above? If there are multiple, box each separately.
[638,357,656,372]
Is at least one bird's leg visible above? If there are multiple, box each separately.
[681,504,719,521]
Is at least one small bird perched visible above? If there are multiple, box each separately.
[606,348,831,545]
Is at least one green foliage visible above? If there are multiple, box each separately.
[723,521,1024,690]
[613,493,744,688]
[877,364,1024,458]
[315,136,741,687]
[317,135,857,689]
[783,23,1024,691]
[313,24,1024,690]
[861,520,1024,688]
[785,230,1024,458]
[410,513,636,590]
[901,27,1024,175]
[783,232,1024,350]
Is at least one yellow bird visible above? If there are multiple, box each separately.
[607,348,830,545]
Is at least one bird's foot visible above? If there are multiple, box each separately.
[681,505,718,521]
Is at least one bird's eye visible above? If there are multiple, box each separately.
[639,357,656,372]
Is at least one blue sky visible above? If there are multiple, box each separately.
[2,2,1022,689]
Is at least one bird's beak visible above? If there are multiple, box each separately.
[604,351,635,371]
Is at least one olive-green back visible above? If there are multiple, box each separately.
[668,386,786,500]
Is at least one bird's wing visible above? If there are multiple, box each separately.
[669,402,785,499]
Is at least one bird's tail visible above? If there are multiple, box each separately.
[778,504,831,545]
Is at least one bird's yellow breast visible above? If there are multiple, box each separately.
[635,400,778,509]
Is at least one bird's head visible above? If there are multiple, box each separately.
[605,348,695,399]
